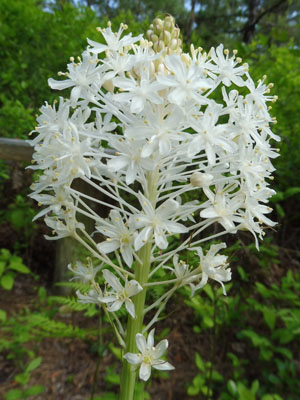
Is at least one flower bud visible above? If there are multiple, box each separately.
[151,34,158,43]
[103,79,114,93]
[153,18,164,33]
[164,15,175,31]
[146,15,182,58]
[169,38,178,50]
[190,172,213,188]
[161,30,171,45]
[172,27,180,39]
[153,40,165,52]
[146,29,153,41]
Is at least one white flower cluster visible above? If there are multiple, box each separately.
[29,16,279,381]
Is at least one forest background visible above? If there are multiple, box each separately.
[0,1,299,399]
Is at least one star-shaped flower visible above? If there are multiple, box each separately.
[101,269,142,318]
[124,329,174,381]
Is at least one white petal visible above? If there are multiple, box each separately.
[107,156,128,172]
[136,333,146,353]
[141,142,155,158]
[154,227,168,249]
[164,221,188,234]
[87,38,107,53]
[147,329,155,348]
[131,96,144,114]
[99,295,117,303]
[159,138,171,156]
[122,246,133,268]
[134,226,152,251]
[139,362,151,381]
[125,300,136,318]
[32,206,51,221]
[153,339,168,359]
[102,269,123,292]
[200,208,218,219]
[153,361,175,371]
[71,86,82,103]
[97,240,120,254]
[168,87,186,105]
[125,163,137,185]
[126,280,143,296]
[124,352,142,365]
[157,199,179,218]
[107,299,123,312]
[48,78,74,90]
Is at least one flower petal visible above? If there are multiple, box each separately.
[147,329,155,348]
[103,269,123,292]
[124,352,142,365]
[107,299,123,312]
[139,362,151,381]
[153,361,175,371]
[125,300,136,318]
[97,240,120,254]
[136,333,146,353]
[153,339,168,359]
[134,226,152,251]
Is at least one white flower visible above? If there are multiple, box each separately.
[188,102,237,164]
[157,54,212,106]
[44,209,84,240]
[189,243,231,296]
[87,24,142,55]
[68,259,101,283]
[164,254,193,287]
[124,329,174,381]
[48,51,101,103]
[96,210,136,268]
[76,286,103,305]
[134,194,188,251]
[101,269,142,318]
[113,65,164,114]
[210,44,247,87]
[30,187,73,221]
[107,136,154,185]
[200,186,242,231]
[138,105,189,157]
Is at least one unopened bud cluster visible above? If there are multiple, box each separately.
[146,15,182,54]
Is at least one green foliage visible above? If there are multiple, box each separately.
[5,385,45,400]
[0,0,99,138]
[187,353,223,396]
[5,195,35,232]
[4,354,45,400]
[48,280,99,317]
[186,239,300,400]
[0,249,30,291]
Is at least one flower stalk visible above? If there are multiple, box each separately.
[29,13,279,398]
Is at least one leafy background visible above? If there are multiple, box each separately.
[0,1,299,399]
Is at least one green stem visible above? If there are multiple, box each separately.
[91,311,103,400]
[119,171,157,400]
[119,241,152,400]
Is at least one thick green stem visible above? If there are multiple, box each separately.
[119,242,151,400]
[119,172,157,400]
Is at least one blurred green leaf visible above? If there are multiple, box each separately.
[263,308,276,331]
[26,356,42,372]
[4,389,23,400]
[0,309,7,322]
[1,274,14,290]
[24,385,45,397]
[195,353,205,372]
